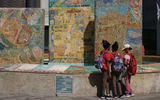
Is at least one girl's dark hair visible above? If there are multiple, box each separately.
[102,40,111,50]
[112,41,118,52]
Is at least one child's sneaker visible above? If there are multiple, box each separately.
[125,94,131,98]
[119,95,125,98]
[100,96,105,99]
[130,92,135,97]
[106,95,112,100]
[106,97,112,100]
[113,95,118,99]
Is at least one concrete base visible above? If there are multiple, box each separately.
[143,56,160,62]
[0,72,160,97]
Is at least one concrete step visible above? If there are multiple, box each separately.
[143,56,160,62]
[0,72,159,97]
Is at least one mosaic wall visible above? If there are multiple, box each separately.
[0,8,44,66]
[49,0,94,8]
[49,0,95,64]
[95,0,142,63]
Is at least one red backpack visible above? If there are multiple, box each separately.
[128,54,137,76]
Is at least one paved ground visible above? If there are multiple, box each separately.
[0,94,159,100]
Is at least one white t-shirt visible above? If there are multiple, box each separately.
[124,54,131,67]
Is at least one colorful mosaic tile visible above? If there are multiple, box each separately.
[74,66,84,71]
[84,66,100,73]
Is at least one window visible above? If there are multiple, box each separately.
[0,0,26,7]
[143,0,159,55]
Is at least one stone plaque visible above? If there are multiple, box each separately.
[55,75,73,94]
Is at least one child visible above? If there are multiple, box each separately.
[122,44,135,97]
[142,45,145,56]
[100,40,112,99]
[111,42,123,98]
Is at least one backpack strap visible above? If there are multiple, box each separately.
[112,53,119,57]
[117,53,120,57]
[128,53,134,60]
[127,53,134,65]
[112,53,115,56]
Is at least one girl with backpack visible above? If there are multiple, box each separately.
[100,40,112,99]
[111,42,123,98]
[122,44,135,98]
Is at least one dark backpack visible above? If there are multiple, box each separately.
[128,54,137,76]
[112,53,123,72]
[95,52,108,69]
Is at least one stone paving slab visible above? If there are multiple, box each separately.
[0,94,159,100]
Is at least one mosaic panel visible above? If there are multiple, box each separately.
[49,0,94,8]
[95,0,142,63]
[49,0,95,64]
[50,7,94,63]
[0,8,44,66]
